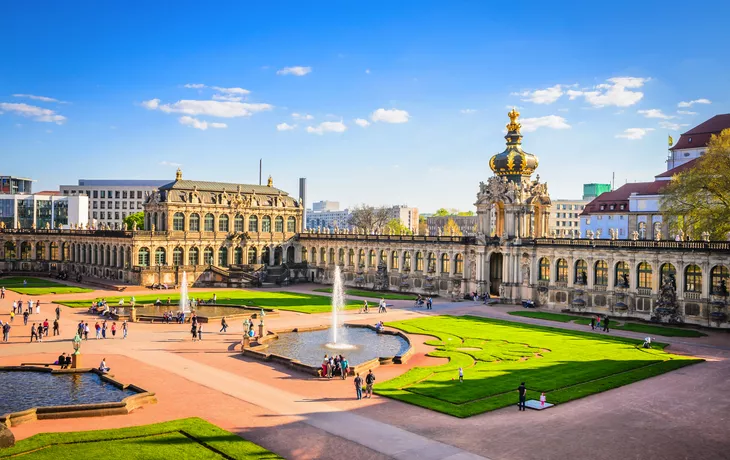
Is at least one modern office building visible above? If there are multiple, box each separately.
[306,208,351,230]
[582,183,611,201]
[60,179,168,229]
[0,193,88,229]
[311,200,340,212]
[0,176,34,195]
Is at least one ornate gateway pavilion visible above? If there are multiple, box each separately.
[1,111,728,328]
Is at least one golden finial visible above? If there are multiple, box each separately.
[506,107,521,133]
[175,168,182,181]
[267,175,273,187]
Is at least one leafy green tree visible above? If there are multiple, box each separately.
[443,218,463,236]
[123,212,144,230]
[660,129,730,240]
[433,208,450,216]
[457,211,475,216]
[384,218,412,235]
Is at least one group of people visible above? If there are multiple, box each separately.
[11,298,42,316]
[414,295,433,309]
[353,369,376,400]
[321,354,350,379]
[589,315,611,332]
[162,310,188,324]
[28,318,60,342]
[190,315,203,341]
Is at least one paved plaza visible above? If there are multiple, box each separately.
[1,284,729,459]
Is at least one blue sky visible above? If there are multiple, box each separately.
[1,1,728,211]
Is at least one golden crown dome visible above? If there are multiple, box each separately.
[489,109,539,181]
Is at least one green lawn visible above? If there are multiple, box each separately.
[313,287,418,301]
[0,276,93,295]
[508,310,706,338]
[0,417,279,459]
[376,315,701,417]
[55,290,360,314]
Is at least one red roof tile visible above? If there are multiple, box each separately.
[670,114,730,151]
[655,157,700,178]
[581,181,668,216]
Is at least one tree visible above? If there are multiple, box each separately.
[443,218,463,236]
[433,208,474,216]
[661,129,730,240]
[384,218,412,235]
[348,205,391,233]
[123,212,144,230]
[434,208,450,217]
[457,211,475,216]
[418,215,428,235]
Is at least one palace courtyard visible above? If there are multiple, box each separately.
[1,282,729,459]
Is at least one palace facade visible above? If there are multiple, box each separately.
[1,111,728,328]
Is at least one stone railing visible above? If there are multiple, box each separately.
[534,238,730,252]
[684,292,701,300]
[0,228,133,238]
[592,285,607,292]
[637,288,652,296]
[298,233,479,245]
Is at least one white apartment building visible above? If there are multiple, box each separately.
[388,205,419,233]
[306,209,351,230]
[548,199,588,236]
[60,179,168,229]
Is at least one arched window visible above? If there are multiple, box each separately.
[404,251,412,270]
[329,248,335,265]
[415,251,423,271]
[427,252,436,272]
[234,247,243,265]
[358,249,365,267]
[248,247,257,264]
[248,215,258,232]
[3,241,16,259]
[594,260,608,286]
[189,213,200,232]
[574,259,587,284]
[261,246,270,264]
[391,251,399,270]
[173,247,183,266]
[36,242,45,260]
[173,212,185,231]
[369,250,376,267]
[234,214,244,232]
[262,216,271,232]
[637,262,653,289]
[684,264,702,293]
[204,213,215,232]
[711,265,729,295]
[660,263,676,285]
[615,261,629,286]
[338,248,345,265]
[287,216,296,232]
[539,257,550,281]
[153,247,165,265]
[321,248,327,264]
[301,247,309,263]
[380,250,387,265]
[138,247,150,266]
[218,214,229,232]
[556,258,568,282]
[275,216,284,232]
[441,254,451,273]
[203,247,214,265]
[454,254,463,274]
[51,242,59,261]
[188,247,199,265]
[218,247,228,267]
[20,242,31,260]
[348,249,355,266]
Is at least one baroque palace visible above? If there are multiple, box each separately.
[0,110,728,328]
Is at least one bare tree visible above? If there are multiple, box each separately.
[348,205,391,233]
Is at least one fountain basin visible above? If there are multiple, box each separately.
[108,304,278,323]
[0,367,156,427]
[243,324,413,376]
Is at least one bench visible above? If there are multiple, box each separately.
[21,362,61,368]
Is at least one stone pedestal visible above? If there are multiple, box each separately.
[130,307,137,323]
[258,323,266,339]
[242,335,250,349]
[71,353,82,369]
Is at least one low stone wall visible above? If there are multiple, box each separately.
[240,323,414,377]
[0,366,157,428]
[110,304,280,324]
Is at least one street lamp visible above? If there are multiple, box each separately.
[71,333,83,369]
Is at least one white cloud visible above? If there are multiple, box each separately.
[306,121,347,135]
[144,99,272,118]
[184,83,206,89]
[567,77,648,107]
[292,113,313,120]
[637,109,674,119]
[277,66,312,76]
[160,161,182,167]
[520,115,571,132]
[371,108,410,124]
[178,116,227,130]
[354,118,370,127]
[212,94,243,102]
[0,102,67,124]
[512,84,564,104]
[276,122,296,131]
[658,121,689,131]
[615,127,654,140]
[460,109,477,114]
[677,110,697,115]
[212,86,250,95]
[678,98,711,108]
[13,94,66,103]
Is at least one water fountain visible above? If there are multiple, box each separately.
[179,271,190,313]
[327,265,354,349]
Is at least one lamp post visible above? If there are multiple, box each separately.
[258,309,266,338]
[71,333,83,369]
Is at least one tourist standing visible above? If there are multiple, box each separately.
[198,323,203,341]
[23,310,29,325]
[122,320,128,339]
[84,323,90,340]
[30,323,39,342]
[517,382,527,411]
[42,319,49,336]
[35,300,40,315]
[55,305,61,320]
[326,357,333,379]
[0,286,4,299]
[95,322,101,339]
[2,321,10,342]
[111,322,117,338]
[354,373,363,400]
[427,296,433,310]
[365,369,375,398]
[341,356,349,380]
[9,311,14,323]
[12,300,16,313]
[590,317,595,330]
[102,321,107,339]
[458,367,464,383]
[53,318,59,336]
[378,298,387,313]
[603,316,610,333]
[220,317,228,333]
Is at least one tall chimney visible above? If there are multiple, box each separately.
[299,177,307,230]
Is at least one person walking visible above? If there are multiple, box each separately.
[458,367,464,383]
[365,369,376,398]
[23,310,29,326]
[30,323,39,342]
[84,323,90,340]
[12,300,16,313]
[53,318,59,336]
[0,286,5,299]
[9,310,14,323]
[220,317,228,333]
[101,321,107,339]
[603,316,610,333]
[2,322,10,342]
[111,322,117,338]
[518,382,527,411]
[191,323,198,341]
[427,296,433,310]
[55,305,61,320]
[43,319,49,337]
[122,320,128,339]
[354,373,363,400]
[590,316,595,330]
[197,323,203,341]
[95,322,101,339]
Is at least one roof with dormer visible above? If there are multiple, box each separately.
[669,114,730,151]
[159,179,289,196]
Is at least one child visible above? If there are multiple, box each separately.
[458,367,464,383]
[540,392,547,407]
